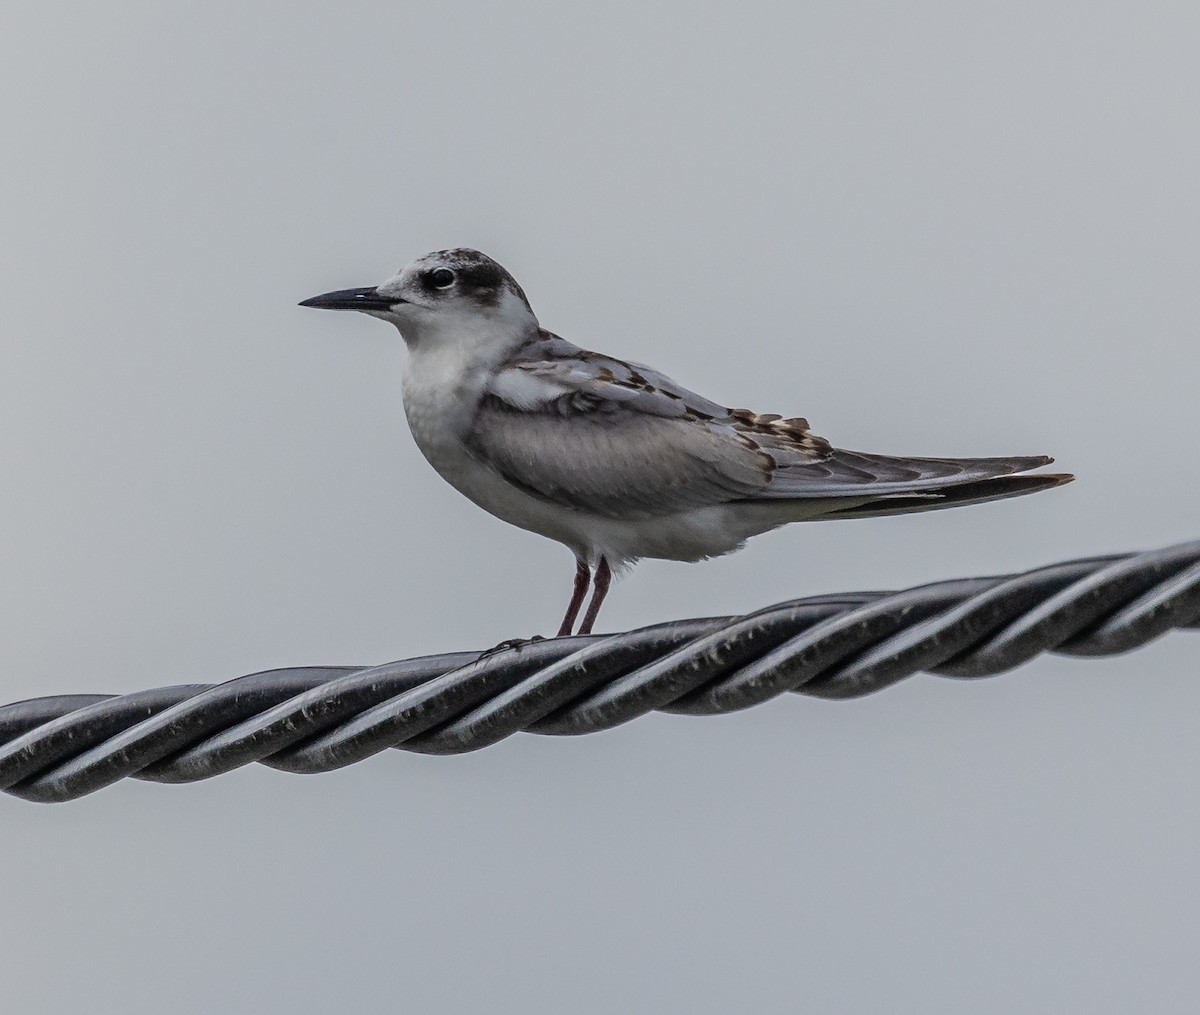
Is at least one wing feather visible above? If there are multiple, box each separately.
[466,331,1064,520]
[759,451,1057,498]
[467,396,774,517]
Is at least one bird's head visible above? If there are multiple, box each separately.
[300,248,539,355]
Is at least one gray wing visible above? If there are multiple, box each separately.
[759,449,1059,498]
[468,332,1067,519]
[467,406,773,517]
[494,331,733,420]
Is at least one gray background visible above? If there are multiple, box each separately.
[2,2,1198,1012]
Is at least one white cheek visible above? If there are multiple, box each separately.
[378,303,430,333]
[361,308,401,322]
[492,288,538,330]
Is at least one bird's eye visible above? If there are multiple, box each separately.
[428,268,456,289]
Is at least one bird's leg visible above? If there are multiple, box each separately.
[484,558,589,653]
[577,556,612,636]
[557,557,592,637]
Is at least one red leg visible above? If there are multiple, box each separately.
[557,557,591,637]
[577,556,611,635]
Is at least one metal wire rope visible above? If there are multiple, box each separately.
[2,540,1197,802]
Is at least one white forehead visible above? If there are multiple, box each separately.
[412,249,457,269]
[404,247,497,275]
[384,250,456,287]
[378,248,533,313]
[395,250,453,278]
[371,248,539,354]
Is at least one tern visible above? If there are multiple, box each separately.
[302,248,1071,637]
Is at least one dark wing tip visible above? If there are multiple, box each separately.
[1042,472,1074,487]
[816,470,1074,519]
[999,454,1054,473]
[961,472,1075,497]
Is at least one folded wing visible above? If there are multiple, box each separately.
[467,332,1070,520]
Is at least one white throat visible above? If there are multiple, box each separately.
[393,288,536,357]
[396,288,539,441]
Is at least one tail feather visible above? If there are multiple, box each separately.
[754,448,1072,520]
[761,449,1066,499]
[810,472,1074,520]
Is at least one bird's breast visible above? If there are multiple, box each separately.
[401,352,482,480]
[398,344,598,554]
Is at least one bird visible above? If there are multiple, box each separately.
[301,248,1072,638]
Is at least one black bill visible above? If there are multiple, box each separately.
[298,287,399,311]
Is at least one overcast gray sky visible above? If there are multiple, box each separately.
[3,2,1199,1012]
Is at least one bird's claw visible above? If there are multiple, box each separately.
[478,634,547,658]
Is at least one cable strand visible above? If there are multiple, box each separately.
[2,540,1197,803]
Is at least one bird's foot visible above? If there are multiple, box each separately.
[478,634,547,658]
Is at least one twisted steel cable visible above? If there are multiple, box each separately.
[2,540,1198,803]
